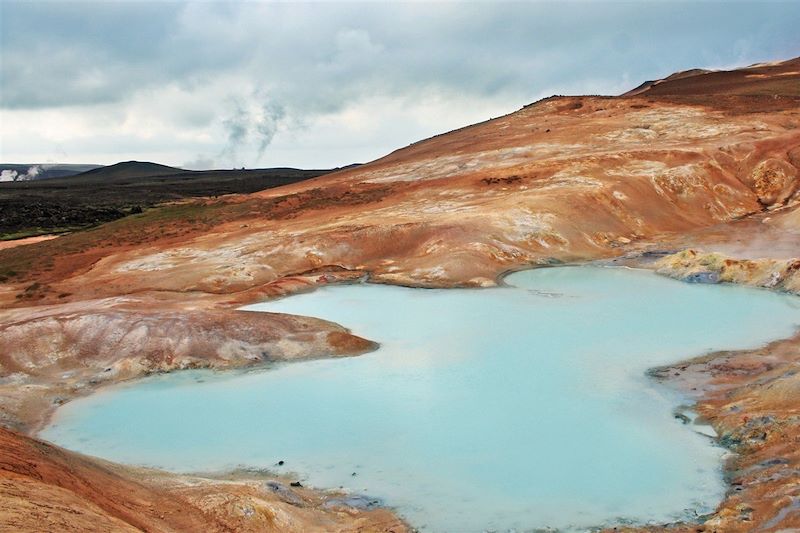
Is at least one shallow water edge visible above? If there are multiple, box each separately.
[39,264,800,532]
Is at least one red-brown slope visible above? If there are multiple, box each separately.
[623,56,800,98]
[0,427,220,532]
[0,427,407,532]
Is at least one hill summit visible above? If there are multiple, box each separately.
[74,161,188,181]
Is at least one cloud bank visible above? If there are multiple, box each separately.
[1,1,798,168]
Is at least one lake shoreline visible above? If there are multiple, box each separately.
[26,256,800,532]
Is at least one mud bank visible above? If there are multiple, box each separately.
[0,284,408,533]
[655,249,800,294]
[589,249,797,532]
[52,266,795,531]
[603,330,800,533]
[4,253,800,532]
[0,284,378,434]
[0,426,408,533]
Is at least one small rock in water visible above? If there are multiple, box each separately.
[276,460,284,466]
[323,494,382,510]
[674,412,691,424]
[684,271,720,284]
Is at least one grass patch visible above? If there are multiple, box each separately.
[0,200,234,283]
[0,226,85,242]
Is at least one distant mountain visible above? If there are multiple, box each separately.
[0,164,102,182]
[622,56,800,97]
[72,161,189,181]
[0,164,339,238]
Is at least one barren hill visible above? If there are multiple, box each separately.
[623,56,800,97]
[71,160,189,181]
[22,56,794,296]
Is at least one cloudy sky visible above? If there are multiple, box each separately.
[1,1,798,169]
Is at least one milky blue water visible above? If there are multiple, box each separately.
[41,267,800,532]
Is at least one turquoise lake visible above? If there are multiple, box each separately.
[41,267,800,532]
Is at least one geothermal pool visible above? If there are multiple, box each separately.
[42,267,800,531]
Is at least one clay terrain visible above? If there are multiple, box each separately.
[1,58,799,532]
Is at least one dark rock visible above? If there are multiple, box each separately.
[674,412,691,424]
[684,271,720,284]
[719,433,743,449]
[264,481,304,506]
[640,249,676,258]
[323,494,382,510]
[759,457,789,467]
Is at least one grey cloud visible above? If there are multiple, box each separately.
[4,2,799,111]
[1,1,799,166]
[1,1,183,108]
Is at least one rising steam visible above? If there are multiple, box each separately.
[0,165,42,182]
[256,102,286,160]
[218,97,286,165]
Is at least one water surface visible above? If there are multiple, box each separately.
[42,267,800,531]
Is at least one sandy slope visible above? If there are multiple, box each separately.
[0,57,799,531]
